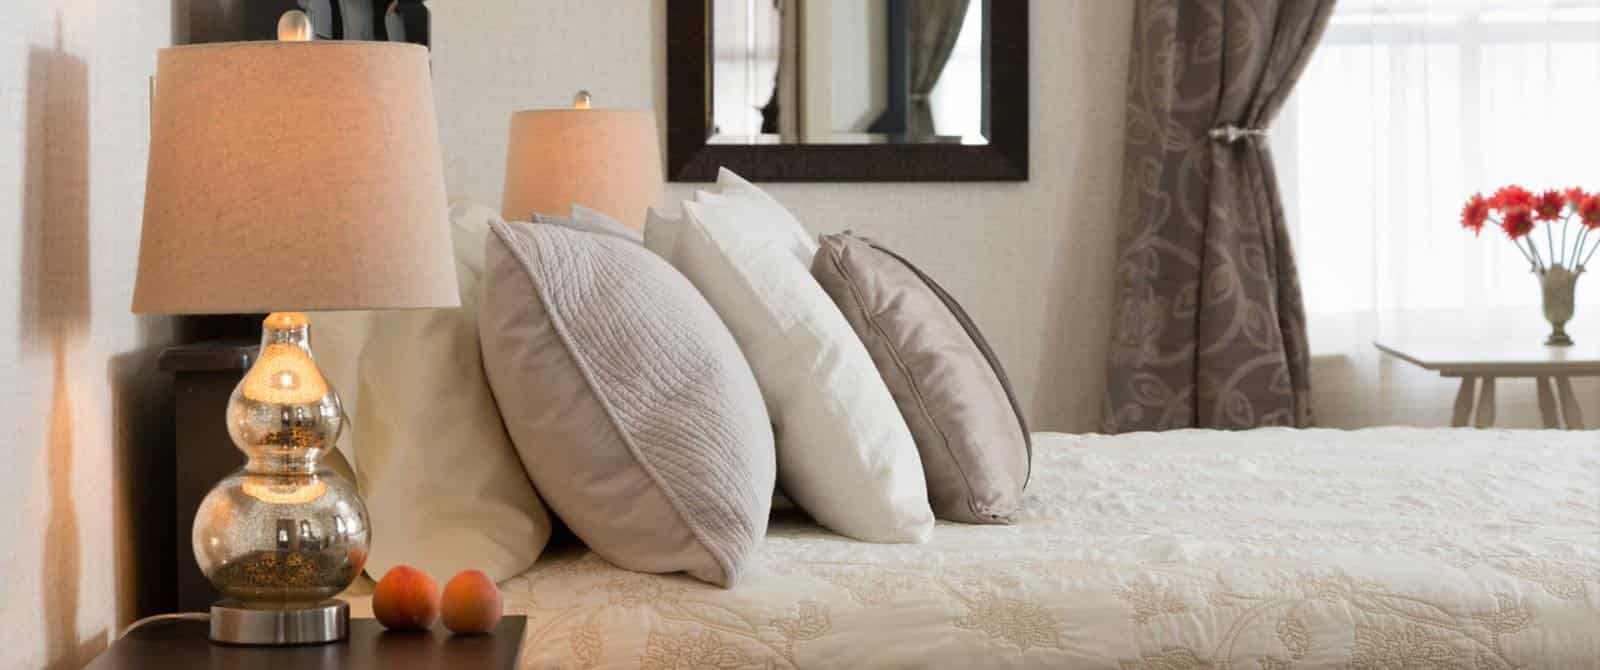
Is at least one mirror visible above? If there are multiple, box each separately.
[711,0,988,145]
[668,0,1027,182]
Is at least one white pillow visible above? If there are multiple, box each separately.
[644,169,816,267]
[671,171,933,543]
[313,202,553,583]
[706,168,817,265]
[535,204,644,244]
[643,207,684,262]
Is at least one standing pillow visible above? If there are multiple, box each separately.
[534,204,644,245]
[643,207,684,261]
[812,232,1031,524]
[705,168,816,265]
[479,220,775,587]
[644,168,816,267]
[671,173,934,544]
[312,202,553,584]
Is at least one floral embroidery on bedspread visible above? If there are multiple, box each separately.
[1115,581,1191,624]
[467,429,1599,669]
[949,591,1062,652]
[497,556,1597,668]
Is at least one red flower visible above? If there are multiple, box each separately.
[1581,195,1600,229]
[1501,207,1535,239]
[1535,190,1566,221]
[1460,194,1490,235]
[1491,185,1535,211]
[1564,187,1588,206]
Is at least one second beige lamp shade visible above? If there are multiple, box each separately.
[501,101,664,230]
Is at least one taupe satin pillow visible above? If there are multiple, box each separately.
[812,232,1030,524]
[479,220,775,587]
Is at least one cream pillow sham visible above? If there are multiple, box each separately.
[668,170,934,543]
[643,207,684,261]
[535,204,643,245]
[313,202,552,584]
[644,169,816,266]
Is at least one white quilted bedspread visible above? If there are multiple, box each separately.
[349,428,1600,669]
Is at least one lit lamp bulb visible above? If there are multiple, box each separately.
[241,477,329,505]
[573,89,593,110]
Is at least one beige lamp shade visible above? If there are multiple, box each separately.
[133,41,458,314]
[501,107,664,230]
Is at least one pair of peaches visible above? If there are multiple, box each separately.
[372,566,502,634]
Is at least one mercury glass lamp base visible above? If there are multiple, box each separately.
[209,599,349,645]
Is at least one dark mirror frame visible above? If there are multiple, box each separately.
[666,0,1028,182]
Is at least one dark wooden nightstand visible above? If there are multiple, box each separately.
[84,617,525,669]
[158,339,259,612]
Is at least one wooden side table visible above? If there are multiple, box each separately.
[85,616,525,669]
[1374,338,1600,428]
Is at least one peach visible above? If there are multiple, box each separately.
[441,570,502,635]
[372,565,440,631]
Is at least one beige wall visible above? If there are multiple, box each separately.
[434,0,1135,432]
[1,2,178,669]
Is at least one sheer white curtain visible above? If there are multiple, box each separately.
[1273,0,1600,426]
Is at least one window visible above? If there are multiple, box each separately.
[1275,0,1600,320]
[1274,1,1600,427]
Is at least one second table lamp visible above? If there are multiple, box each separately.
[501,91,665,229]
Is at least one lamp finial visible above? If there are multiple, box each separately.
[278,10,313,42]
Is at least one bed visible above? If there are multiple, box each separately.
[347,428,1600,668]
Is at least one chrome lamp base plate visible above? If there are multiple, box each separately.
[210,599,349,645]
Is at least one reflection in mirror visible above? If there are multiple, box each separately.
[712,0,988,146]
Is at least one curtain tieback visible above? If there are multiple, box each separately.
[1209,124,1269,144]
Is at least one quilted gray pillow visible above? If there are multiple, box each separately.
[479,220,775,587]
[813,232,1030,524]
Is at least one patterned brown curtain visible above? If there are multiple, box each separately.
[1103,0,1335,432]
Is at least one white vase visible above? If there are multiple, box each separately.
[1540,264,1581,346]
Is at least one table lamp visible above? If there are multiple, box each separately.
[501,91,665,229]
[132,38,458,645]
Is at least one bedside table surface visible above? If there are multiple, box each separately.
[157,338,259,372]
[86,616,525,669]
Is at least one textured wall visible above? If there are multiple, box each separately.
[432,0,1135,432]
[0,2,179,668]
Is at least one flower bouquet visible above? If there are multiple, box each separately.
[1461,186,1600,345]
